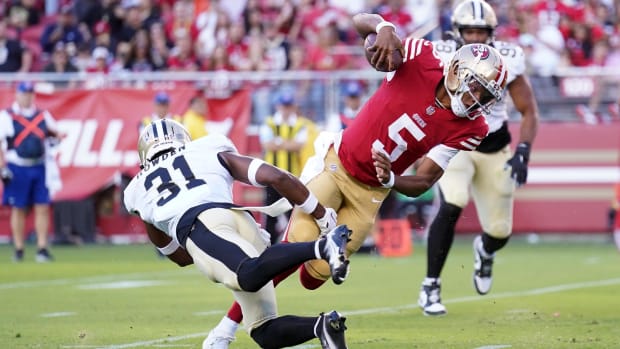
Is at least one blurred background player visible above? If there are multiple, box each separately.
[326,81,365,132]
[259,90,312,244]
[124,119,348,349]
[418,0,539,316]
[139,91,181,132]
[204,12,509,347]
[0,81,64,262]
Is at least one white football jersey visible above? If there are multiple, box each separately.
[123,134,237,242]
[432,40,526,133]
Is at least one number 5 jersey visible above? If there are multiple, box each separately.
[338,38,489,186]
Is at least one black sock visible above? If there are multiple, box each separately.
[237,241,318,292]
[426,202,462,278]
[250,315,317,349]
[481,233,509,255]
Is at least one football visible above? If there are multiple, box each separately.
[364,33,403,72]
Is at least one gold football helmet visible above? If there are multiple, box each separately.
[444,43,507,119]
[138,118,191,166]
[451,0,497,44]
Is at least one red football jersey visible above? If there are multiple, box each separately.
[338,38,489,186]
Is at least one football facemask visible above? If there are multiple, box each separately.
[451,0,497,45]
[444,44,507,120]
[138,118,191,166]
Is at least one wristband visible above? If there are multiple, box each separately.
[375,21,396,34]
[297,193,319,214]
[382,171,395,188]
[157,239,180,256]
[247,158,266,187]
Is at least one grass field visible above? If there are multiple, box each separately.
[1,236,619,349]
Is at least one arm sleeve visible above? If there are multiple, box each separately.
[425,144,459,170]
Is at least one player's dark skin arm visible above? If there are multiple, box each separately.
[144,222,194,267]
[372,149,444,197]
[508,75,539,145]
[352,13,404,71]
[219,152,326,220]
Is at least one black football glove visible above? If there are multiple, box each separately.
[506,142,531,187]
[1,167,13,184]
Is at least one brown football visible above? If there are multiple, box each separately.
[364,33,403,72]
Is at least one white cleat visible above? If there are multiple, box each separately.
[418,279,447,316]
[202,330,234,349]
[473,235,494,295]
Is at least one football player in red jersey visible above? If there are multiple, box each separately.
[418,0,540,317]
[204,12,508,348]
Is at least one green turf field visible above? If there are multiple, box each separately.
[1,237,619,349]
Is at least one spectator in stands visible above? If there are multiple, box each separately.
[115,0,145,46]
[92,20,112,51]
[7,0,42,30]
[167,32,199,71]
[43,42,79,88]
[85,46,110,73]
[377,0,415,37]
[0,81,63,263]
[126,28,155,72]
[40,4,84,55]
[148,22,170,70]
[0,17,32,72]
[259,90,311,243]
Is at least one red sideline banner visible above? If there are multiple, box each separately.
[0,88,251,241]
[0,87,251,201]
[456,122,620,234]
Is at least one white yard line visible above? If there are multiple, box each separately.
[59,277,620,349]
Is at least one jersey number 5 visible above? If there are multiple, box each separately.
[372,113,426,162]
[144,155,206,206]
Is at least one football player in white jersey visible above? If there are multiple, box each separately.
[123,119,351,349]
[418,0,539,316]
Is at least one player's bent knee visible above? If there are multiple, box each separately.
[486,222,511,239]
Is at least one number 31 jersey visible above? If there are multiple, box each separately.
[123,134,237,240]
[338,38,489,186]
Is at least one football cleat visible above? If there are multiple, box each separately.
[35,248,53,263]
[202,330,234,349]
[321,225,352,285]
[473,235,494,295]
[317,311,348,349]
[418,279,447,316]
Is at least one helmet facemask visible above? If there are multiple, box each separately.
[444,44,507,120]
[451,0,498,46]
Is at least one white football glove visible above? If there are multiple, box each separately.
[315,207,337,234]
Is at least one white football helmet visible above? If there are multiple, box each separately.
[444,43,507,120]
[451,0,497,45]
[138,119,191,166]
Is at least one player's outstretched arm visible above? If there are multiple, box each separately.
[219,152,333,224]
[144,222,194,266]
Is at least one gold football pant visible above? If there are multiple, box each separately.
[184,208,276,333]
[437,145,516,239]
[286,147,390,280]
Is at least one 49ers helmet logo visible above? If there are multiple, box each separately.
[470,44,490,59]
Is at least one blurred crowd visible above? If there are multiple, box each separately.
[0,0,617,76]
[0,0,618,123]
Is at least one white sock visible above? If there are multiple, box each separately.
[423,277,439,286]
[214,316,238,337]
[314,240,322,259]
[614,230,620,251]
